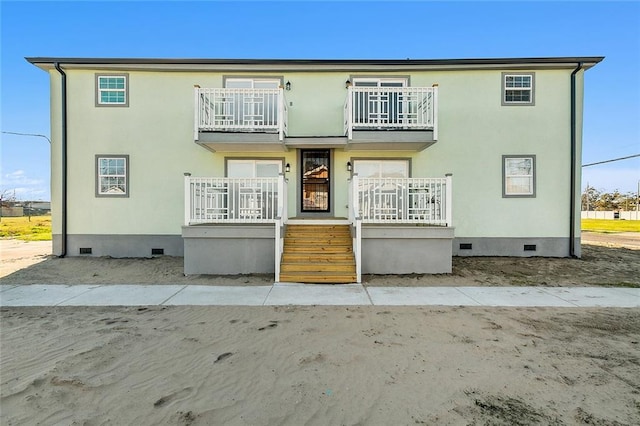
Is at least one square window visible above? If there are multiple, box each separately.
[502,73,535,105]
[503,155,535,197]
[96,155,129,197]
[96,74,128,106]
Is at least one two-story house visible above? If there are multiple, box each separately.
[27,56,603,283]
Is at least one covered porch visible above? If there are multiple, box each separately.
[182,174,454,282]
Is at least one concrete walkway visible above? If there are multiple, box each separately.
[1,284,638,307]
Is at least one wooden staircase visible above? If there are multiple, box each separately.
[279,224,357,284]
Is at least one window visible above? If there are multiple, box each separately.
[353,159,409,178]
[352,78,407,125]
[96,74,128,106]
[503,155,535,197]
[96,155,129,197]
[502,72,535,105]
[224,78,281,127]
[227,159,282,177]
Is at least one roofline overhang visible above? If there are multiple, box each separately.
[26,56,604,72]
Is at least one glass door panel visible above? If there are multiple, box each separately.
[301,150,330,212]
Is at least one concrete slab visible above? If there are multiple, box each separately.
[0,285,101,307]
[164,285,271,306]
[57,285,185,306]
[542,287,640,308]
[456,286,576,307]
[367,287,480,306]
[266,283,371,305]
[0,285,20,293]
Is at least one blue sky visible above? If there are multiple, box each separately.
[1,1,639,200]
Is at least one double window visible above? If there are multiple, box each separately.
[96,155,129,197]
[352,78,408,125]
[223,78,281,127]
[226,159,282,178]
[96,74,128,106]
[352,159,409,178]
[502,72,535,105]
[503,155,535,197]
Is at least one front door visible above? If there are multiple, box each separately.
[301,150,330,212]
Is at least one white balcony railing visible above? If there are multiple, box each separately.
[194,87,288,141]
[354,176,452,226]
[344,86,438,140]
[184,176,286,225]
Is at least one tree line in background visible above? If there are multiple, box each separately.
[582,187,639,211]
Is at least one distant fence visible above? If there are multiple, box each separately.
[1,207,24,217]
[581,211,639,220]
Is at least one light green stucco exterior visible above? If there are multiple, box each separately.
[38,58,597,257]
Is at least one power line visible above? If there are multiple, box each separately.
[1,131,51,144]
[582,154,640,167]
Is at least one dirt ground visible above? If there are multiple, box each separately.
[1,234,639,425]
[1,232,638,286]
[1,306,638,425]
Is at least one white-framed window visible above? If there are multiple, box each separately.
[96,155,129,197]
[503,155,535,197]
[352,159,410,178]
[227,159,282,178]
[502,72,535,105]
[352,77,408,125]
[96,74,128,106]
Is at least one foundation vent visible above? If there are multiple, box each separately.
[151,248,164,255]
[459,243,472,250]
[524,244,537,251]
[79,247,92,255]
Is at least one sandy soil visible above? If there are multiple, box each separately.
[1,234,638,286]
[0,239,51,278]
[1,235,639,424]
[1,306,638,425]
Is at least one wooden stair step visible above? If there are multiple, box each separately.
[284,237,353,246]
[279,272,357,284]
[283,245,353,253]
[282,253,355,262]
[280,262,355,273]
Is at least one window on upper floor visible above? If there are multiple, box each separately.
[352,78,408,125]
[223,78,281,126]
[96,74,129,107]
[352,159,410,178]
[503,155,535,197]
[96,155,129,197]
[502,72,535,106]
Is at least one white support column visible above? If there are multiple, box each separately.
[445,173,453,227]
[278,88,284,141]
[275,218,281,282]
[355,219,362,284]
[432,84,439,141]
[347,86,353,140]
[193,85,200,141]
[184,173,192,226]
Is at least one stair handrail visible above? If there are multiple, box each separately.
[349,173,362,283]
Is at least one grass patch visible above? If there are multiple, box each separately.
[0,215,52,241]
[581,218,640,233]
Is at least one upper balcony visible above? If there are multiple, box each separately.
[194,86,288,152]
[194,83,438,152]
[344,85,438,150]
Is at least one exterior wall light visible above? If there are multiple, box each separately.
[345,79,351,89]
[347,161,352,172]
[285,81,291,91]
[285,163,291,173]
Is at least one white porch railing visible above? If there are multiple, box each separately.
[348,175,363,283]
[344,85,438,140]
[274,174,288,282]
[194,87,288,141]
[354,176,452,226]
[184,176,286,225]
